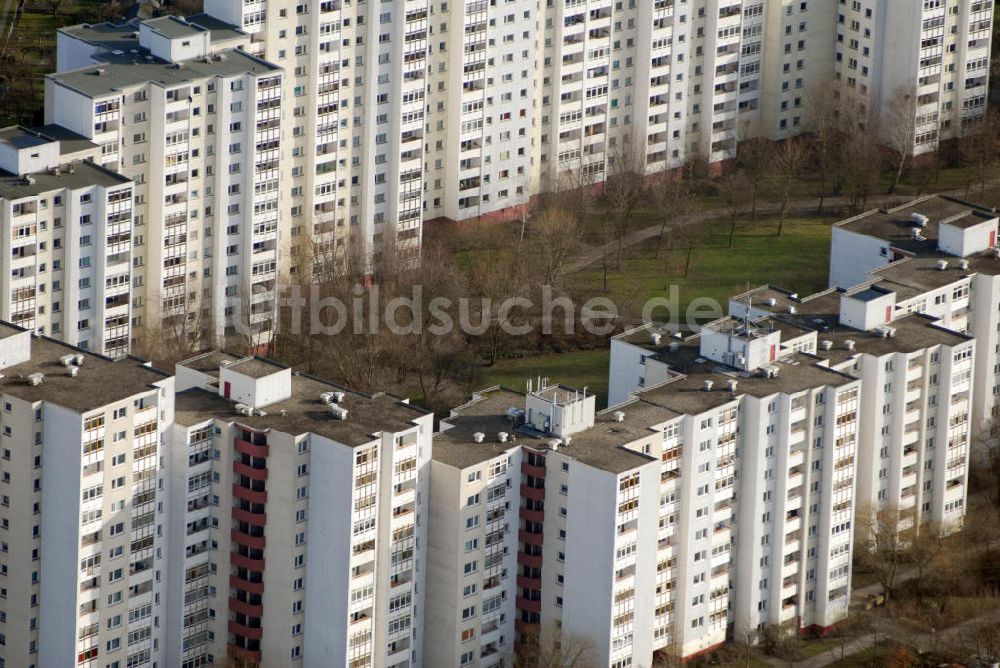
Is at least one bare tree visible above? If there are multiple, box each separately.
[771,137,809,235]
[515,622,598,668]
[855,504,912,605]
[527,207,584,289]
[960,109,1000,200]
[839,95,881,214]
[881,88,917,195]
[735,134,773,221]
[720,168,751,248]
[803,81,842,213]
[653,175,694,258]
[603,137,648,271]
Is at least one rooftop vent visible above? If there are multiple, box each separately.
[727,379,739,393]
[959,259,970,271]
[911,227,922,239]
[67,366,79,377]
[703,380,714,392]
[766,297,777,307]
[22,176,35,185]
[612,410,625,422]
[26,372,43,386]
[254,409,267,417]
[650,332,662,345]
[59,354,76,367]
[672,331,683,339]
[549,438,561,451]
[473,432,485,443]
[333,391,346,403]
[936,260,949,271]
[234,403,251,416]
[75,354,84,366]
[911,212,929,227]
[844,339,856,351]
[279,409,287,417]
[498,432,508,443]
[668,341,681,352]
[789,293,799,301]
[788,305,797,315]
[329,404,348,420]
[820,340,833,351]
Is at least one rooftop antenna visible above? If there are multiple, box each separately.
[745,281,751,330]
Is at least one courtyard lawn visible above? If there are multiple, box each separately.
[573,216,835,323]
[480,349,610,408]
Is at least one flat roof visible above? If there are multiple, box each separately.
[0,126,49,150]
[48,46,278,99]
[31,125,100,156]
[834,195,996,254]
[0,159,131,200]
[143,15,206,39]
[0,331,168,413]
[224,356,287,379]
[433,387,526,469]
[173,373,428,447]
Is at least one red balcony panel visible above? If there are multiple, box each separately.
[227,644,262,664]
[517,530,544,548]
[234,437,269,458]
[517,551,543,569]
[228,597,263,618]
[521,462,545,478]
[232,483,267,504]
[232,507,267,526]
[521,484,545,501]
[230,551,265,572]
[514,619,538,634]
[516,574,542,589]
[231,529,266,550]
[229,574,265,595]
[516,596,542,613]
[520,508,544,523]
[233,460,268,481]
[228,620,264,641]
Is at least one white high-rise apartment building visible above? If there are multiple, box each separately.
[203,0,428,269]
[829,195,1000,428]
[164,351,433,668]
[726,286,975,532]
[46,16,283,350]
[0,126,135,357]
[426,317,863,666]
[0,323,174,668]
[832,0,993,155]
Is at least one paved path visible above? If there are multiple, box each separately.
[566,188,980,275]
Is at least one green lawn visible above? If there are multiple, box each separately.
[480,349,610,407]
[574,216,835,323]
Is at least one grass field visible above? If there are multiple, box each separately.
[480,348,611,407]
[573,215,836,323]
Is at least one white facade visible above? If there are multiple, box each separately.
[0,127,135,357]
[0,323,174,668]
[46,17,283,350]
[164,352,433,668]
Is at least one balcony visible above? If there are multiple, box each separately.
[229,573,265,595]
[231,529,266,550]
[517,529,545,548]
[232,483,267,504]
[228,620,263,641]
[232,507,267,526]
[230,551,265,571]
[229,597,263,618]
[233,460,268,481]
[521,461,545,478]
[234,437,269,458]
[517,550,543,568]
